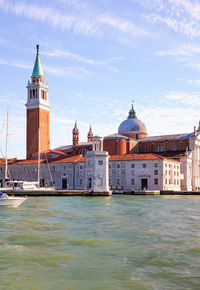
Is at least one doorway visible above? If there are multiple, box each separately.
[88,178,92,189]
[141,179,148,190]
[62,179,68,189]
[40,178,45,187]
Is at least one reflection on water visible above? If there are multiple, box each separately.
[0,196,200,290]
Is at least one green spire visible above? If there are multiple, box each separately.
[32,44,44,77]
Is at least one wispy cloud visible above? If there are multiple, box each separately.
[0,56,89,77]
[99,14,148,38]
[44,64,89,77]
[164,90,200,106]
[143,0,200,39]
[168,0,200,21]
[187,79,200,86]
[156,44,200,57]
[156,43,200,74]
[0,58,31,69]
[0,0,148,44]
[43,49,103,65]
[140,104,199,136]
[106,67,118,73]
[148,15,200,38]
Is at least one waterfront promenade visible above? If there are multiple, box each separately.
[2,189,200,196]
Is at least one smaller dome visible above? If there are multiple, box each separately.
[118,104,147,139]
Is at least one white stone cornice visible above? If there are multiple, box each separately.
[25,103,50,111]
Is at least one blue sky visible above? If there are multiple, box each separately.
[0,0,200,158]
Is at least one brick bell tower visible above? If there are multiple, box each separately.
[26,45,50,159]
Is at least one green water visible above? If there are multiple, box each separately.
[0,196,200,290]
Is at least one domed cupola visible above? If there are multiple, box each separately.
[118,104,147,140]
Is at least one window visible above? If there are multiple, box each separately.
[109,164,111,168]
[33,89,35,98]
[117,164,120,168]
[165,179,167,185]
[172,146,176,151]
[157,147,164,152]
[136,134,138,140]
[131,178,135,185]
[154,178,158,185]
[154,170,158,175]
[165,170,167,175]
[154,163,158,167]
[177,179,179,185]
[80,165,83,169]
[174,179,176,185]
[80,179,82,186]
[98,160,103,165]
[142,163,146,168]
[117,179,120,185]
[131,164,135,168]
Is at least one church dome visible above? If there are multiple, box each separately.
[118,104,147,139]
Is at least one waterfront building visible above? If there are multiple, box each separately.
[1,45,200,192]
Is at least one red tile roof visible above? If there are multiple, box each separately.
[0,153,179,165]
[109,153,179,162]
[10,159,46,165]
[53,155,86,163]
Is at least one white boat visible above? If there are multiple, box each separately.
[0,192,27,208]
[2,180,54,192]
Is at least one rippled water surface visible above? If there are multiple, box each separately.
[1,195,200,290]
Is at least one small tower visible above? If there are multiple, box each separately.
[85,136,111,194]
[87,125,93,142]
[26,45,50,159]
[72,121,79,146]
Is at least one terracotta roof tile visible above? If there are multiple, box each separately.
[109,153,179,162]
[53,155,86,163]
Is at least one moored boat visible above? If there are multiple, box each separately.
[0,192,27,208]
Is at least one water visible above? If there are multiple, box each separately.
[0,196,200,290]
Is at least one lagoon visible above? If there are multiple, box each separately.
[0,195,200,289]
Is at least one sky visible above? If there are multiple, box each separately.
[0,0,200,158]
